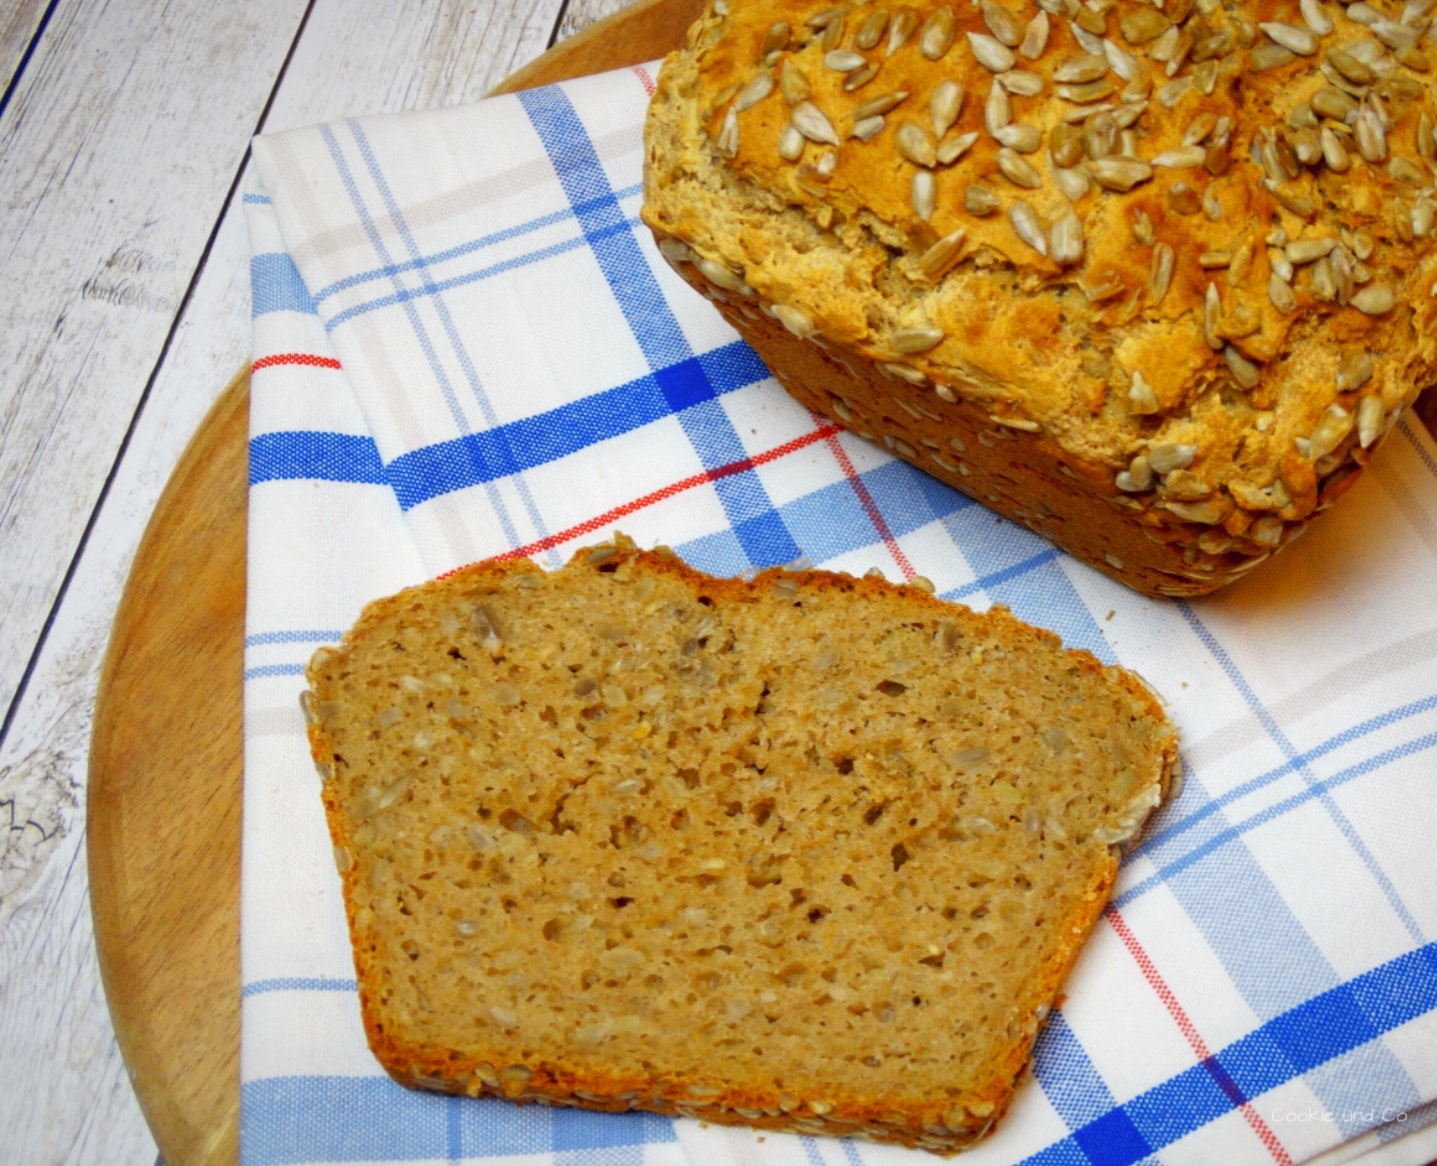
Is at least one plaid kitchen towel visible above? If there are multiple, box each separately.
[242,62,1437,1166]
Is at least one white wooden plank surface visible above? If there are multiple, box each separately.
[0,0,641,1161]
[0,0,49,97]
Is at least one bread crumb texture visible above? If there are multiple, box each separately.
[305,536,1178,1154]
[641,0,1437,596]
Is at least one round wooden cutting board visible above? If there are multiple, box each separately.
[86,3,700,1164]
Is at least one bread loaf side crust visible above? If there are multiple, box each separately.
[305,536,1178,1154]
[640,0,1437,596]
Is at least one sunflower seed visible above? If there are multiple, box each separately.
[1156,76,1194,107]
[1320,125,1352,170]
[911,8,952,59]
[1261,21,1319,54]
[805,6,846,28]
[892,325,945,353]
[937,130,981,163]
[1069,17,1105,55]
[1203,283,1222,349]
[969,31,1017,71]
[1116,453,1154,491]
[1327,47,1374,83]
[986,82,1012,133]
[919,228,968,278]
[1224,345,1262,388]
[1084,109,1118,159]
[1414,198,1436,238]
[1199,250,1233,268]
[1120,6,1170,44]
[1149,443,1197,474]
[780,59,812,104]
[1054,52,1110,82]
[1334,351,1374,394]
[1009,200,1048,254]
[716,108,739,157]
[1050,122,1086,167]
[1286,236,1337,264]
[931,80,964,137]
[1310,86,1357,121]
[1019,11,1051,59]
[1153,145,1207,167]
[844,66,879,91]
[995,123,1043,152]
[852,115,885,141]
[1059,79,1117,102]
[886,6,919,53]
[1293,128,1323,165]
[1202,186,1223,221]
[1000,69,1045,95]
[762,21,790,55]
[825,49,866,73]
[792,101,840,145]
[980,1,1021,46]
[997,147,1043,187]
[1372,18,1419,52]
[1269,273,1299,313]
[1148,243,1175,304]
[855,9,889,50]
[895,121,938,166]
[1049,209,1084,264]
[1184,112,1218,146]
[773,303,816,339]
[1054,165,1092,200]
[1251,41,1297,70]
[696,257,750,293]
[1308,403,1354,458]
[1133,209,1153,245]
[1128,371,1159,414]
[1356,394,1384,447]
[1103,37,1141,80]
[1356,104,1387,162]
[735,72,774,112]
[912,169,936,219]
[1346,2,1381,23]
[1150,24,1183,63]
[853,90,910,119]
[778,123,806,160]
[1351,283,1395,314]
[966,184,1001,214]
[1390,155,1427,185]
[1310,256,1337,301]
[821,11,847,48]
[1087,156,1153,190]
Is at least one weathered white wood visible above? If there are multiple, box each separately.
[555,0,656,42]
[0,0,312,734]
[0,0,49,97]
[0,0,593,1161]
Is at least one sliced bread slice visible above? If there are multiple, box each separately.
[303,535,1177,1154]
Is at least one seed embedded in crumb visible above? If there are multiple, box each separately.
[1350,284,1395,315]
[1336,351,1374,393]
[1008,201,1049,255]
[892,325,946,354]
[1049,209,1084,265]
[966,184,1000,215]
[912,169,936,220]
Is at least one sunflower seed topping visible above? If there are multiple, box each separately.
[1269,273,1299,313]
[852,115,886,141]
[896,121,938,166]
[1152,145,1207,168]
[931,80,964,137]
[1355,102,1388,162]
[825,49,868,72]
[1336,351,1375,393]
[1350,283,1395,314]
[893,325,946,353]
[1117,454,1154,491]
[887,7,920,53]
[1224,345,1262,389]
[735,72,774,112]
[762,21,791,56]
[918,228,968,278]
[1009,200,1049,254]
[1054,165,1092,200]
[997,147,1043,187]
[1261,21,1320,54]
[716,108,739,157]
[1320,126,1352,171]
[1055,53,1111,83]
[969,31,1017,71]
[986,82,1012,133]
[1357,395,1384,447]
[1148,243,1175,304]
[853,90,909,120]
[1120,6,1170,44]
[780,59,812,104]
[922,7,958,59]
[1087,156,1153,191]
[773,304,816,339]
[937,130,981,163]
[791,101,840,145]
[1307,403,1355,458]
[912,169,937,219]
[1049,209,1085,264]
[1149,443,1197,475]
[778,123,806,160]
[855,9,889,50]
[1128,371,1159,414]
[1000,69,1046,95]
[1019,11,1051,59]
[1311,86,1358,121]
[966,183,1001,214]
[1285,236,1337,264]
[1203,283,1222,349]
[995,123,1043,152]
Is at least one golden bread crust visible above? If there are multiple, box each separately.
[640,0,1437,595]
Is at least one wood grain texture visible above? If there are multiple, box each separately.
[0,0,49,98]
[86,3,693,1163]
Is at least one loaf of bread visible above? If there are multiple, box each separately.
[640,0,1437,596]
[303,534,1177,1154]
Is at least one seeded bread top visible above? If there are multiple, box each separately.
[642,0,1437,536]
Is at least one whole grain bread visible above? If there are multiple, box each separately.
[640,0,1437,597]
[303,534,1177,1154]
